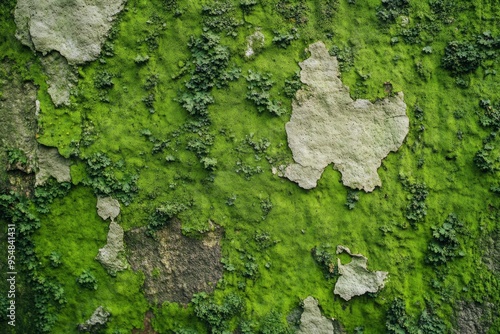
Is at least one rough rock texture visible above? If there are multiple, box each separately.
[245,30,265,58]
[297,296,346,334]
[454,302,494,334]
[77,306,110,332]
[96,197,121,221]
[15,0,126,64]
[125,219,224,305]
[35,145,71,186]
[482,229,500,274]
[14,0,125,106]
[333,245,388,301]
[0,60,38,193]
[40,52,77,107]
[285,41,409,191]
[95,221,127,275]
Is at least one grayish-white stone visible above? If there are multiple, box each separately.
[96,221,127,275]
[333,245,388,301]
[96,197,120,221]
[77,306,110,332]
[35,145,71,186]
[245,30,265,58]
[285,41,409,191]
[15,0,126,64]
[297,296,334,334]
[40,52,77,107]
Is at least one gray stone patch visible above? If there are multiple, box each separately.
[95,221,127,275]
[35,145,71,186]
[77,306,110,333]
[453,301,495,334]
[125,219,224,305]
[40,52,77,107]
[245,30,265,58]
[285,41,409,191]
[298,296,341,334]
[15,0,126,64]
[333,245,388,301]
[96,197,121,221]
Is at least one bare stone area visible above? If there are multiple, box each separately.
[245,30,265,58]
[454,301,495,334]
[96,221,127,275]
[77,306,110,333]
[15,0,126,64]
[96,197,121,221]
[125,220,224,305]
[285,41,409,191]
[482,229,500,274]
[333,245,388,301]
[40,52,77,107]
[14,0,125,106]
[297,296,345,334]
[0,60,38,193]
[35,145,71,186]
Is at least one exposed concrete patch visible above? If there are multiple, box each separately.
[125,219,223,305]
[285,41,409,191]
[0,60,38,193]
[77,306,110,333]
[333,245,388,301]
[245,30,265,58]
[95,221,127,275]
[40,52,77,107]
[482,229,500,274]
[14,0,125,106]
[35,145,71,186]
[297,296,345,334]
[453,301,495,334]
[15,0,126,64]
[96,197,121,221]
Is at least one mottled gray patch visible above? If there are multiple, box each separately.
[285,41,408,191]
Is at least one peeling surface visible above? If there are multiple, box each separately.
[96,221,128,275]
[96,197,121,221]
[125,220,224,305]
[35,145,71,186]
[333,245,388,301]
[297,296,336,334]
[15,0,126,64]
[285,41,409,191]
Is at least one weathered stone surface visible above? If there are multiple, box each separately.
[483,229,500,274]
[298,296,334,334]
[125,220,223,305]
[77,306,110,333]
[96,221,127,275]
[285,41,409,191]
[35,145,71,186]
[40,52,77,107]
[245,30,265,58]
[96,197,121,221]
[333,245,388,301]
[453,301,494,334]
[0,60,38,193]
[15,0,126,64]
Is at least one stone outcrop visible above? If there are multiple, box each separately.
[333,245,388,301]
[15,0,126,64]
[77,306,110,333]
[14,0,125,106]
[285,41,409,191]
[245,30,265,58]
[96,197,121,221]
[35,145,71,186]
[297,296,346,334]
[95,221,127,275]
[125,220,224,305]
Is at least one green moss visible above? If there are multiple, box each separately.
[4,0,499,332]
